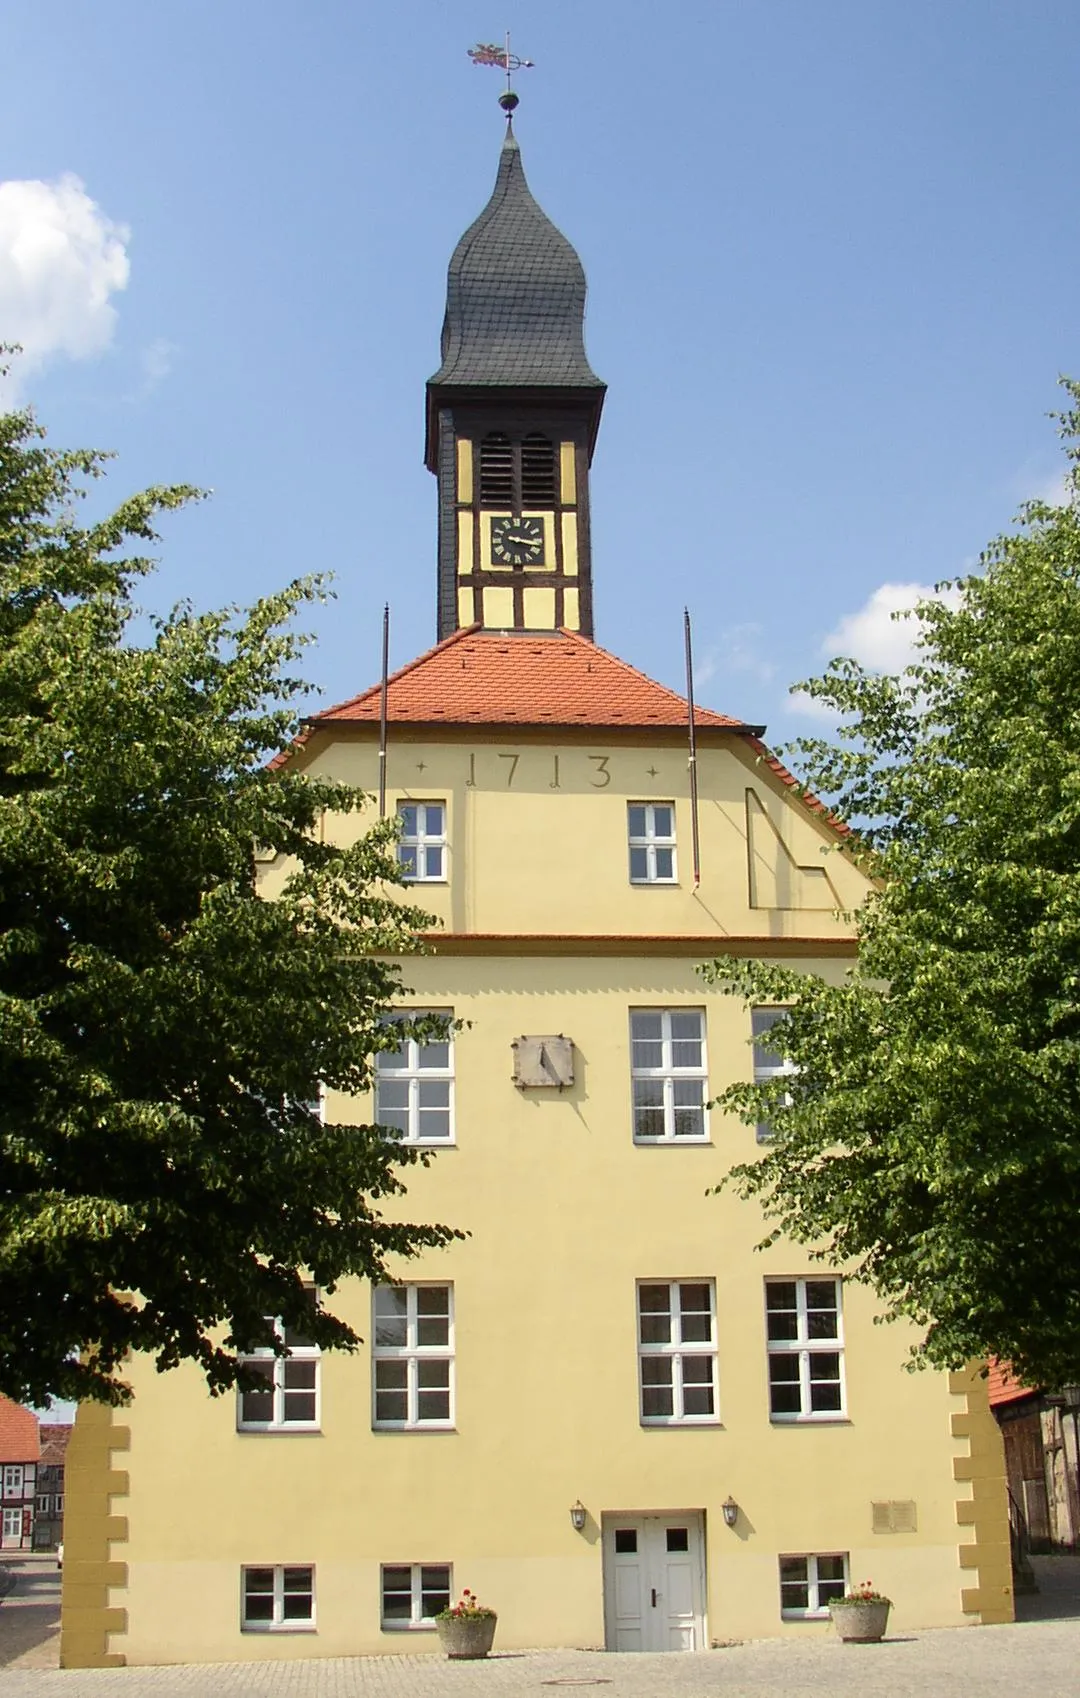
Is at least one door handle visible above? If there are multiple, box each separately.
[651,1588,657,1607]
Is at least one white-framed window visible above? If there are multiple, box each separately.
[637,1280,719,1424]
[380,1562,452,1629]
[373,1284,454,1429]
[397,802,446,882]
[241,1564,315,1631]
[2,1467,23,1496]
[752,1007,795,1142]
[630,1009,708,1142]
[237,1318,320,1432]
[375,1013,454,1144]
[628,803,677,884]
[766,1278,845,1421]
[779,1553,848,1617]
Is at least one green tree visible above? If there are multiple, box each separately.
[0,398,458,1407]
[710,383,1080,1390]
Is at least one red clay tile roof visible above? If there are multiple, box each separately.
[312,627,759,732]
[987,1359,1036,1407]
[38,1424,72,1467]
[0,1396,40,1463]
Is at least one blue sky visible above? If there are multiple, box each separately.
[2,0,1078,746]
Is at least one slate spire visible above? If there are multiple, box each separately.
[428,125,605,404]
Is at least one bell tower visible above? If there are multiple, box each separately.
[425,111,606,639]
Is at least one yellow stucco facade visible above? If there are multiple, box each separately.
[60,722,1012,1666]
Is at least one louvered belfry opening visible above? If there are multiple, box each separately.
[479,431,555,509]
[520,433,556,506]
[479,433,515,506]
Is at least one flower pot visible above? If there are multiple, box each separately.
[829,1599,891,1642]
[436,1613,498,1659]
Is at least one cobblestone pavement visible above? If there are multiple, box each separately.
[1,1614,1079,1698]
[0,1555,61,1671]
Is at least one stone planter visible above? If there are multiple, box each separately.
[829,1599,890,1642]
[435,1613,498,1659]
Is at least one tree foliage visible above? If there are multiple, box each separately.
[709,382,1080,1389]
[0,399,458,1407]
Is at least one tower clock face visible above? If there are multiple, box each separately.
[489,514,545,566]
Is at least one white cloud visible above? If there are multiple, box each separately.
[126,336,177,402]
[0,173,130,399]
[821,581,961,673]
[789,580,963,719]
[697,622,776,690]
[1031,469,1071,507]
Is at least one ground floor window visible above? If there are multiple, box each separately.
[381,1563,452,1629]
[2,1508,23,1541]
[241,1564,315,1630]
[779,1552,848,1617]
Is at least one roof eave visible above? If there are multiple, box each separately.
[425,379,607,472]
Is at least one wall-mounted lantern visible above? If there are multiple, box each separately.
[569,1500,587,1533]
[722,1496,739,1528]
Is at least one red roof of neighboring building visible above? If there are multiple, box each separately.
[312,627,759,732]
[0,1396,40,1463]
[38,1425,73,1467]
[987,1359,1035,1407]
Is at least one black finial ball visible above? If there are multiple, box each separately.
[499,90,519,113]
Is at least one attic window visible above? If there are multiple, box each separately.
[479,433,514,506]
[478,432,556,509]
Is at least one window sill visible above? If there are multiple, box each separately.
[640,1419,722,1430]
[633,1138,713,1148]
[769,1416,850,1426]
[781,1612,832,1622]
[400,878,449,887]
[629,880,680,888]
[372,1425,458,1435]
[236,1426,322,1436]
[382,1623,438,1633]
[241,1624,317,1634]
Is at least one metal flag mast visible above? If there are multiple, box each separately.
[378,603,390,818]
[684,608,701,889]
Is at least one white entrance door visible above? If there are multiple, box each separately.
[603,1513,706,1651]
[2,1507,23,1547]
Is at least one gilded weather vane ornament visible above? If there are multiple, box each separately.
[468,34,534,118]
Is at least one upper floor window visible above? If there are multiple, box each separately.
[765,1278,845,1421]
[752,1007,794,1143]
[375,1014,454,1145]
[2,1466,24,1495]
[630,1009,708,1142]
[479,431,556,508]
[237,1317,320,1432]
[637,1280,718,1424]
[628,803,677,884]
[397,802,446,882]
[373,1284,454,1429]
[241,1564,315,1631]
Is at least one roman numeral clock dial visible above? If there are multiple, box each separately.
[490,514,545,566]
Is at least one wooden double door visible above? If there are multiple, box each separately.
[602,1512,706,1652]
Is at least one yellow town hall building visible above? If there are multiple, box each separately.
[61,109,1011,1667]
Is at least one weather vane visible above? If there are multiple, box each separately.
[468,34,534,118]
